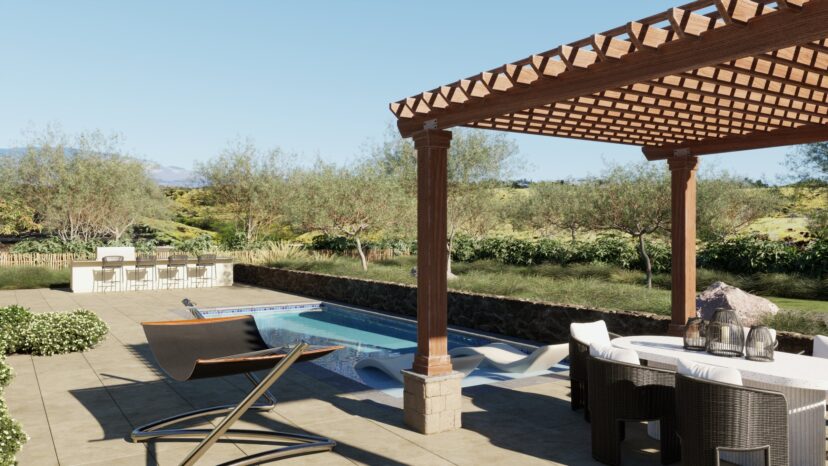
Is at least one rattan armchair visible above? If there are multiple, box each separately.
[675,373,788,466]
[587,356,680,465]
[569,330,620,420]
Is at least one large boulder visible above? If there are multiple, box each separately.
[696,281,779,326]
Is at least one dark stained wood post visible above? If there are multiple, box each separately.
[412,129,453,376]
[667,155,699,336]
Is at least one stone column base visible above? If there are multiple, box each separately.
[402,370,463,434]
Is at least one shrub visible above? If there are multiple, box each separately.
[173,234,217,254]
[0,397,26,466]
[0,357,11,391]
[763,310,828,336]
[10,238,102,255]
[0,356,26,466]
[0,306,32,354]
[698,236,828,277]
[20,310,109,356]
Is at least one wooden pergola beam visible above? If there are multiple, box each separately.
[397,0,828,137]
[643,122,828,159]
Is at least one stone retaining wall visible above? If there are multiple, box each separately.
[234,264,813,353]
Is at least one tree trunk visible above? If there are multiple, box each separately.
[446,233,457,280]
[570,227,577,243]
[637,234,653,289]
[246,216,256,244]
[354,235,368,271]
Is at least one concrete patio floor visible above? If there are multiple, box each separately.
[1,285,815,466]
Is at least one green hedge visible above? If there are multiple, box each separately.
[451,235,672,273]
[449,234,827,278]
[698,236,828,276]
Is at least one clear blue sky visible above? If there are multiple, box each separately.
[0,1,793,181]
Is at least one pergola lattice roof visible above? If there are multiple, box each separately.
[390,0,828,159]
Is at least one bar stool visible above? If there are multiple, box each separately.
[193,254,217,288]
[98,255,125,292]
[132,255,157,291]
[166,254,189,289]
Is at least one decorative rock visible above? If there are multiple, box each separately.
[696,281,779,327]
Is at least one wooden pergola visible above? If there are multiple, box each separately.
[390,0,828,433]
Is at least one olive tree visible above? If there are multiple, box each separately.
[196,139,291,243]
[786,142,828,183]
[9,129,166,241]
[287,161,410,271]
[590,163,671,288]
[697,174,780,241]
[371,128,519,278]
[517,180,596,241]
[0,199,39,236]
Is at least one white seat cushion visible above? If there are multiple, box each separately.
[814,335,828,359]
[677,358,742,386]
[589,343,640,366]
[571,320,611,346]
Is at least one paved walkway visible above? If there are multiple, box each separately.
[0,286,743,465]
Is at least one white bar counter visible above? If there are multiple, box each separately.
[70,257,234,293]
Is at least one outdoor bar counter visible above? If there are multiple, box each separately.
[70,256,234,293]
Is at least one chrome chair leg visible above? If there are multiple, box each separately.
[130,343,335,466]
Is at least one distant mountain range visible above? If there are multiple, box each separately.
[148,164,198,187]
[0,147,197,187]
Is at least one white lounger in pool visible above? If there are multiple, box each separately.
[355,353,485,383]
[448,342,568,373]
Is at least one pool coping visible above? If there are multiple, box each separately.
[173,300,566,406]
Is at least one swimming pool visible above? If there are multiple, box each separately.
[198,302,563,395]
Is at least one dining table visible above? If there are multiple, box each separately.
[612,335,828,466]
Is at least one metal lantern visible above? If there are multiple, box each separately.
[683,317,707,351]
[705,309,745,357]
[745,325,775,362]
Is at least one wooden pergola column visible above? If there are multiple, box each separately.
[667,155,699,336]
[412,129,453,376]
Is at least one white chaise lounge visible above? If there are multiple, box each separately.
[448,342,568,373]
[355,353,485,383]
[814,335,828,359]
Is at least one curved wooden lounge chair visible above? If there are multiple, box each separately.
[448,342,568,373]
[131,315,343,466]
[355,353,484,383]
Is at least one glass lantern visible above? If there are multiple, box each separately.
[683,317,707,351]
[745,325,775,362]
[705,309,745,357]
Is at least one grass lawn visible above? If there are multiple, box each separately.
[0,267,70,290]
[268,255,828,335]
[766,297,828,313]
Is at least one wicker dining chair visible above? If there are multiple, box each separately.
[675,373,788,466]
[587,356,680,465]
[569,326,620,421]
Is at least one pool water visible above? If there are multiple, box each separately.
[201,302,564,396]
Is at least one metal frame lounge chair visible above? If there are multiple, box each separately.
[675,372,788,466]
[587,352,680,466]
[448,342,568,373]
[131,315,343,466]
[355,353,484,383]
